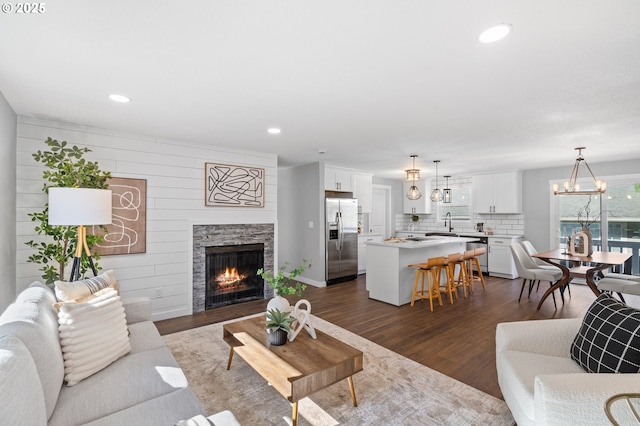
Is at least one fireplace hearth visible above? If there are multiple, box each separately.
[205,244,264,309]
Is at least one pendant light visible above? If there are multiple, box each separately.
[552,147,607,195]
[430,160,443,202]
[406,155,422,200]
[443,175,452,203]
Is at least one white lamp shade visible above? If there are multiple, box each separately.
[48,188,113,225]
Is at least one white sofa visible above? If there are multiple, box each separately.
[496,317,640,425]
[0,281,239,425]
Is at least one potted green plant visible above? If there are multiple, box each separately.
[25,138,111,283]
[266,308,295,346]
[409,214,419,231]
[258,259,311,312]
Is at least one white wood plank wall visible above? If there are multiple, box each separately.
[16,117,277,320]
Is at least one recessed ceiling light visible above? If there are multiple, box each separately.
[478,24,513,43]
[318,149,327,154]
[109,94,131,103]
[267,128,281,135]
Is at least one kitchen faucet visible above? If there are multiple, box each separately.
[444,212,454,232]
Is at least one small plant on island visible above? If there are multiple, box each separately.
[265,308,296,333]
[257,259,311,296]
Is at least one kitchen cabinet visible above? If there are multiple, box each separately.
[353,173,373,213]
[473,172,522,214]
[488,236,522,279]
[325,166,354,192]
[402,180,431,214]
[357,234,382,274]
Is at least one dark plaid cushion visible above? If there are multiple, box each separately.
[571,293,640,373]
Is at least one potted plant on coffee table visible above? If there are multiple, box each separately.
[266,308,295,346]
[257,259,311,312]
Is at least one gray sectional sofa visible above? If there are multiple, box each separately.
[0,281,239,425]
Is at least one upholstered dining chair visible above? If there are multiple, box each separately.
[521,240,570,301]
[510,242,563,309]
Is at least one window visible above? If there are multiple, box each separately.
[558,194,601,244]
[552,174,640,274]
[605,180,640,240]
[438,184,471,221]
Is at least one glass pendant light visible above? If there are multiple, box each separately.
[406,155,422,200]
[430,160,443,202]
[443,175,452,203]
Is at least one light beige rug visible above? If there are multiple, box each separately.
[163,314,515,426]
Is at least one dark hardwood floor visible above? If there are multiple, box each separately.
[155,274,598,400]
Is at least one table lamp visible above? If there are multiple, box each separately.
[48,188,113,282]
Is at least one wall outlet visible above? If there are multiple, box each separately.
[155,288,162,298]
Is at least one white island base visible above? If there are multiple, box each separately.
[365,237,477,306]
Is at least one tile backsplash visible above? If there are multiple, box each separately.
[396,213,524,236]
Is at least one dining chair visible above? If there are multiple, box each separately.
[521,240,570,300]
[510,243,562,309]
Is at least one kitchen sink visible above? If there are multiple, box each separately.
[423,232,457,237]
[423,235,449,240]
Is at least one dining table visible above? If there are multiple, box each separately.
[532,249,632,310]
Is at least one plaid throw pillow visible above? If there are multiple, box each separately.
[571,293,640,373]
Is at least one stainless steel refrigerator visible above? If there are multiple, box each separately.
[326,197,358,284]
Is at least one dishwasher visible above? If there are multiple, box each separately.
[467,236,488,274]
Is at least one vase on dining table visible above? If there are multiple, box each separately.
[582,226,594,256]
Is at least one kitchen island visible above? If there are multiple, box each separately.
[365,236,479,306]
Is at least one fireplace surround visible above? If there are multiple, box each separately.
[192,223,274,313]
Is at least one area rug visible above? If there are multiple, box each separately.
[163,314,515,425]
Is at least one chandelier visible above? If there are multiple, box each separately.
[552,147,607,195]
[430,160,443,202]
[406,155,422,200]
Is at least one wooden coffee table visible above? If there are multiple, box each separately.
[223,316,363,425]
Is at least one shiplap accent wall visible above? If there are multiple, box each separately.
[16,117,277,320]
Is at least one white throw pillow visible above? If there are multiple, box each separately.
[54,269,117,302]
[56,287,131,385]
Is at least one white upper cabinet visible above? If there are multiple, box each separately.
[325,166,354,192]
[353,173,373,213]
[473,171,522,214]
[402,180,432,214]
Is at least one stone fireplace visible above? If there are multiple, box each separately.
[193,223,274,313]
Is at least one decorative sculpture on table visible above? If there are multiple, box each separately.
[288,299,317,342]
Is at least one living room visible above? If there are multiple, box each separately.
[2,2,640,425]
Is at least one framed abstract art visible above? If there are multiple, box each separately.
[205,162,265,207]
[91,177,147,255]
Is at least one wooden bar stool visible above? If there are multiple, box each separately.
[408,256,445,311]
[446,252,469,298]
[467,247,487,291]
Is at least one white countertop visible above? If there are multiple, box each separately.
[367,236,479,249]
[398,231,523,239]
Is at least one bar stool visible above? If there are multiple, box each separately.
[408,256,445,311]
[446,252,470,298]
[467,247,487,291]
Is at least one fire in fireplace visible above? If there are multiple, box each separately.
[205,243,264,309]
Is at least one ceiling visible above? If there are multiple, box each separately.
[1,1,640,180]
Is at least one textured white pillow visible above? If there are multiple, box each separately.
[54,269,117,302]
[56,287,131,385]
